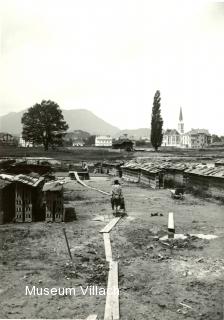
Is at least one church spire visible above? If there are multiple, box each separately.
[179,107,183,122]
[178,107,184,134]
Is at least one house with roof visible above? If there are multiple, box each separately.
[95,135,113,147]
[162,129,180,147]
[181,129,211,148]
[0,132,15,145]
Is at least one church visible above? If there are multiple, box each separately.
[162,108,211,149]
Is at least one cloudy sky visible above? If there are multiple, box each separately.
[0,0,224,134]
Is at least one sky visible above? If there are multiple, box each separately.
[0,0,224,134]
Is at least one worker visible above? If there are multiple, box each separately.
[111,179,126,214]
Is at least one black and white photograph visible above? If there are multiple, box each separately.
[0,1,224,319]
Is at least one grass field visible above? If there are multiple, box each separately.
[0,146,133,161]
[1,145,224,162]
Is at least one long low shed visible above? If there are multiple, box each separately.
[184,166,224,200]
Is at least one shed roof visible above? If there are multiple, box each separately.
[185,165,224,178]
[43,181,63,192]
[0,173,44,187]
[0,178,12,190]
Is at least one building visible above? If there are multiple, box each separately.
[181,129,211,148]
[19,136,33,147]
[162,108,211,149]
[0,132,15,145]
[72,139,85,147]
[43,182,64,222]
[14,175,45,222]
[112,139,134,151]
[162,108,183,147]
[162,129,180,147]
[0,178,15,224]
[95,136,113,147]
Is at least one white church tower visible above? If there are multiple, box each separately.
[178,107,184,134]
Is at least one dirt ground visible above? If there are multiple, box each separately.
[0,176,224,319]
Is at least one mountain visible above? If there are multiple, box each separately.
[0,109,119,136]
[113,128,151,140]
[64,130,91,141]
[62,109,119,135]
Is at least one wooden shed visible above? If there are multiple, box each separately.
[139,163,163,189]
[14,175,45,222]
[184,165,224,200]
[43,182,64,222]
[0,178,15,224]
[121,162,141,183]
[162,163,188,188]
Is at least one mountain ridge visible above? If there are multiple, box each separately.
[0,108,120,136]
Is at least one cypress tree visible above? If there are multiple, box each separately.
[150,90,163,151]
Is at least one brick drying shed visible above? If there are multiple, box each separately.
[0,178,15,224]
[14,175,45,222]
[184,165,224,200]
[43,182,64,222]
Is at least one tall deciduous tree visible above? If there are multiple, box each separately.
[21,100,69,150]
[150,90,163,151]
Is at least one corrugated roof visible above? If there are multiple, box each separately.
[185,165,224,178]
[122,160,224,179]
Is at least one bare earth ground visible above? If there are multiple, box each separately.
[0,177,224,319]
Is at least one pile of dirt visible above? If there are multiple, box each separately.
[162,235,204,250]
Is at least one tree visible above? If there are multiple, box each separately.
[211,134,221,143]
[21,100,69,150]
[150,90,163,151]
[85,135,96,146]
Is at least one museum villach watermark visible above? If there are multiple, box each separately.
[25,285,119,296]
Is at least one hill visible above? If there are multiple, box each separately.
[0,109,119,136]
[113,128,150,139]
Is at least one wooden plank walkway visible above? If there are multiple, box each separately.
[100,217,121,233]
[104,261,119,320]
[103,233,113,262]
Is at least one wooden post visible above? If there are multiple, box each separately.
[168,212,175,239]
[63,227,73,260]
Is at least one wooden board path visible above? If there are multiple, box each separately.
[104,261,119,320]
[103,233,113,262]
[100,217,121,233]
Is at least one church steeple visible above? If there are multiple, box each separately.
[179,107,183,122]
[178,107,184,134]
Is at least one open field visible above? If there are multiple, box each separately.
[0,146,132,161]
[1,145,224,162]
[0,177,223,319]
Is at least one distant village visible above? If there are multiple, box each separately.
[0,107,223,150]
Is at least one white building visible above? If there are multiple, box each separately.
[162,129,180,147]
[19,136,33,147]
[95,135,113,147]
[181,129,211,148]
